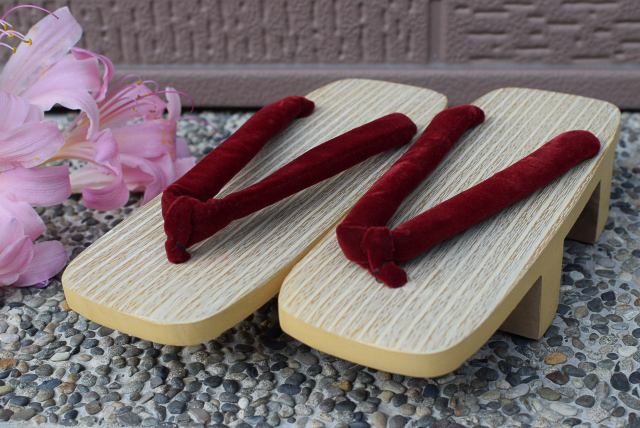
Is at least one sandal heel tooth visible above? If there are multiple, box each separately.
[566,180,605,244]
[499,143,615,340]
[499,239,564,340]
[567,138,614,244]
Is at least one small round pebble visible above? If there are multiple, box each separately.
[545,352,568,365]
[575,395,595,408]
[611,373,630,392]
[388,415,407,428]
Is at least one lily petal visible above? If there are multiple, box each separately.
[0,91,32,132]
[0,235,33,286]
[0,194,46,241]
[0,216,24,251]
[69,164,114,193]
[118,166,152,193]
[14,241,67,287]
[0,165,71,206]
[120,153,173,205]
[56,124,93,160]
[0,7,82,96]
[71,153,194,207]
[173,156,196,179]
[26,88,100,140]
[176,137,191,159]
[71,47,115,102]
[82,175,130,211]
[25,103,45,123]
[19,53,102,105]
[57,127,121,184]
[0,120,64,171]
[100,84,166,129]
[92,128,119,168]
[110,120,176,158]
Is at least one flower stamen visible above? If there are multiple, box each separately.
[148,89,195,113]
[0,42,15,53]
[1,5,58,22]
[0,5,57,52]
[0,29,27,41]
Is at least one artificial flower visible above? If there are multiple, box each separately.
[0,6,111,139]
[0,194,67,287]
[0,5,103,287]
[0,4,195,288]
[0,91,70,287]
[52,79,196,210]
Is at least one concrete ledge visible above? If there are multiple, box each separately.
[115,66,640,109]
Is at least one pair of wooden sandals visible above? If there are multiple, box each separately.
[63,79,621,377]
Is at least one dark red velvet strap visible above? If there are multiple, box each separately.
[163,105,418,263]
[337,105,485,265]
[336,105,484,284]
[337,110,601,287]
[162,96,315,217]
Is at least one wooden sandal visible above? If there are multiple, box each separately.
[61,79,447,345]
[278,87,621,377]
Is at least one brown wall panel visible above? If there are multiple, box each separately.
[1,0,638,108]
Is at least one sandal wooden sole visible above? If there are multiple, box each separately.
[61,79,447,345]
[279,87,620,377]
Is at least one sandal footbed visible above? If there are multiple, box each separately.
[279,87,620,377]
[62,79,448,345]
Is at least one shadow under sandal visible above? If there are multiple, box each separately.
[338,126,601,288]
[163,96,419,263]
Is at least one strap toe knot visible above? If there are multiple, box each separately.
[361,226,408,288]
[163,195,199,263]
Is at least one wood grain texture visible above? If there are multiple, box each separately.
[279,88,621,377]
[61,79,447,345]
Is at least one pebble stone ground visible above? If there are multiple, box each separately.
[1,110,640,428]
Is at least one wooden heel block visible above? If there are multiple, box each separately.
[500,134,617,339]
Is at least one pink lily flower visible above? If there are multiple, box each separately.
[0,91,64,171]
[0,5,194,211]
[0,5,113,174]
[0,92,70,287]
[52,79,196,211]
[0,4,194,287]
[0,6,112,139]
[0,194,67,287]
[0,4,109,287]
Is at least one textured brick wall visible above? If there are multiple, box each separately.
[0,0,432,64]
[1,0,639,107]
[446,0,640,64]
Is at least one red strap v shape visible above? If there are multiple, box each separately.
[336,106,601,288]
[162,96,418,263]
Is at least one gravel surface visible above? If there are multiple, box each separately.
[1,111,640,427]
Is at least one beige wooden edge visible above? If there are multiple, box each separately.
[63,212,334,345]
